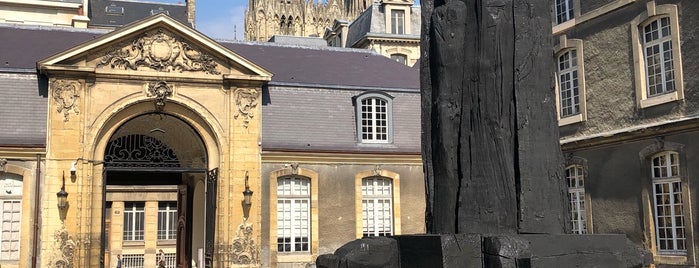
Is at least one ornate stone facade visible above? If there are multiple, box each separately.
[244,0,371,41]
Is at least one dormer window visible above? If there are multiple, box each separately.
[355,92,393,143]
[391,10,404,34]
[106,5,124,15]
[151,7,169,16]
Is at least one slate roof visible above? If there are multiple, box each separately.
[0,23,419,152]
[88,0,189,28]
[345,4,421,48]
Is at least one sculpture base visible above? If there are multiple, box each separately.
[316,234,651,268]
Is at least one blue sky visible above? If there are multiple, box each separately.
[157,0,247,40]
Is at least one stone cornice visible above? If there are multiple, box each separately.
[262,150,422,165]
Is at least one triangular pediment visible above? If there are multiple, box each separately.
[38,14,271,81]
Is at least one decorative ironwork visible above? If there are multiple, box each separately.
[52,223,76,268]
[97,28,220,74]
[52,79,80,122]
[104,134,180,168]
[229,220,259,265]
[146,81,173,112]
[233,88,259,128]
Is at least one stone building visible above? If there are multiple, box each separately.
[244,0,367,42]
[553,0,699,266]
[0,13,423,268]
[323,0,420,66]
[0,0,194,29]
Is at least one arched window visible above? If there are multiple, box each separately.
[361,177,393,237]
[0,172,21,260]
[650,151,686,254]
[565,165,586,234]
[277,176,310,253]
[355,92,393,144]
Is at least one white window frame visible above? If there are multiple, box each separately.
[555,0,574,24]
[631,3,684,109]
[123,202,145,241]
[276,176,310,253]
[355,92,393,144]
[554,36,586,126]
[391,10,404,34]
[651,151,686,255]
[0,173,22,261]
[565,165,587,234]
[362,177,393,237]
[157,201,177,240]
[121,253,145,268]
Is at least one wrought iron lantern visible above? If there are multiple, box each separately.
[242,171,253,205]
[57,171,69,210]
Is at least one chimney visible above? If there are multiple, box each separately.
[186,0,196,27]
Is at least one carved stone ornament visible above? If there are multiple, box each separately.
[52,223,76,268]
[229,220,259,265]
[97,28,220,75]
[373,164,382,176]
[146,81,173,112]
[289,162,299,175]
[0,158,6,172]
[233,88,259,128]
[52,79,81,122]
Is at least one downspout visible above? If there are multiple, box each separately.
[31,154,41,268]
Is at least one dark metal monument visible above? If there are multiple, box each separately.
[317,0,650,267]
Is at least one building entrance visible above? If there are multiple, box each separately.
[99,113,215,268]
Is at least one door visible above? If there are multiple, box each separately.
[176,183,191,268]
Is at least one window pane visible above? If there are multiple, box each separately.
[277,177,310,252]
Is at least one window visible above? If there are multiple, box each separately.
[157,202,177,240]
[150,8,169,15]
[277,177,310,253]
[391,10,404,34]
[643,17,674,97]
[355,169,401,238]
[557,50,580,118]
[555,0,574,24]
[565,165,586,234]
[362,177,393,237]
[105,5,124,15]
[390,54,407,65]
[122,254,145,268]
[554,36,586,126]
[0,172,21,261]
[651,151,686,255]
[631,4,683,108]
[356,93,393,143]
[123,202,145,241]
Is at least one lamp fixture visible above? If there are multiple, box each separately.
[70,161,76,181]
[242,171,253,206]
[57,171,69,210]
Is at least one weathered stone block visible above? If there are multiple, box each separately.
[316,237,400,268]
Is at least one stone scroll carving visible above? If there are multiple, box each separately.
[0,158,6,172]
[52,224,76,268]
[146,81,173,112]
[230,221,259,265]
[97,28,220,75]
[233,88,259,128]
[52,79,81,122]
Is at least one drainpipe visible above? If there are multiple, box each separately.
[31,154,41,268]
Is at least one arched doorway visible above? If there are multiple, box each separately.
[101,113,215,268]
